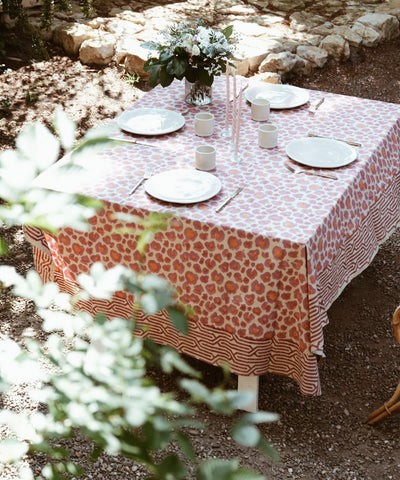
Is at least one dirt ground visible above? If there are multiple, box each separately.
[1,13,400,480]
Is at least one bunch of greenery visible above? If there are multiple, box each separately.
[0,110,279,479]
[142,19,235,88]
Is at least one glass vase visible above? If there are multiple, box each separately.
[185,79,213,106]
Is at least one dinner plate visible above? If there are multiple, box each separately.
[245,83,310,109]
[285,137,357,169]
[145,169,221,204]
[117,108,185,135]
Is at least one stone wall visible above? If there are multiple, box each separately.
[2,0,400,83]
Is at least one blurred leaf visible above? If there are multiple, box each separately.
[156,454,187,480]
[176,432,196,462]
[159,347,200,377]
[240,411,279,425]
[53,108,76,150]
[231,424,260,447]
[167,305,188,335]
[180,379,209,400]
[257,437,280,462]
[197,459,239,480]
[16,122,60,171]
[0,438,29,462]
[0,236,8,256]
[231,469,265,480]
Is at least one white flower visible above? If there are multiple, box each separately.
[191,45,200,56]
[196,26,212,48]
[180,33,193,53]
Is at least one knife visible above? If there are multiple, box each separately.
[215,187,244,213]
[109,136,165,149]
[308,132,362,147]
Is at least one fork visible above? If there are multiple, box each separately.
[284,162,338,180]
[129,169,153,195]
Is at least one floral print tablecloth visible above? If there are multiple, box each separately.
[25,76,400,395]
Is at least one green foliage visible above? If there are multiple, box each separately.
[142,19,236,88]
[0,111,279,478]
[125,72,141,86]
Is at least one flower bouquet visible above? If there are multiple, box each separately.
[142,19,235,105]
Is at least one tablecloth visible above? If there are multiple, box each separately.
[25,76,400,395]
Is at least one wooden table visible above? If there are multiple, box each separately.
[25,76,400,410]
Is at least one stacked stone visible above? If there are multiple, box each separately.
[1,0,400,83]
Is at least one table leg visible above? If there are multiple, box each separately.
[238,375,259,412]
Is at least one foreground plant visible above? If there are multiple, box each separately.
[0,111,279,479]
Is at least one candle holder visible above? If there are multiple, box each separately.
[222,126,232,138]
[231,143,242,163]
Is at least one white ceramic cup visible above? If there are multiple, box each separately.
[195,145,216,171]
[258,124,278,148]
[194,112,215,137]
[251,98,270,121]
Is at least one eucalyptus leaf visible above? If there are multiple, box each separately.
[231,469,265,480]
[197,459,239,480]
[16,122,60,171]
[167,305,189,334]
[231,424,260,447]
[222,25,233,39]
[141,40,160,51]
[53,108,76,150]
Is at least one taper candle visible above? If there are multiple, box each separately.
[234,80,243,157]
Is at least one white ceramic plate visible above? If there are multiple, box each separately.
[286,137,358,169]
[117,108,185,135]
[245,83,310,109]
[145,169,222,204]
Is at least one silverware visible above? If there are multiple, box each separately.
[284,162,338,180]
[110,136,165,149]
[307,132,362,147]
[309,97,325,113]
[129,169,152,195]
[215,186,244,212]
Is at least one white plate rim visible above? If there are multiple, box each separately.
[145,168,222,204]
[245,83,310,109]
[117,108,185,135]
[285,137,358,169]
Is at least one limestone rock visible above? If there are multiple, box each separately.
[290,12,327,32]
[375,0,400,21]
[271,0,305,12]
[351,22,381,47]
[357,13,400,40]
[229,19,270,37]
[105,18,144,37]
[232,57,250,77]
[320,34,350,61]
[250,72,282,85]
[332,25,363,47]
[296,45,328,68]
[237,36,286,72]
[120,40,151,80]
[79,33,116,65]
[53,23,97,56]
[115,10,147,25]
[259,51,299,74]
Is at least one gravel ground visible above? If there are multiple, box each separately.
[1,6,400,480]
